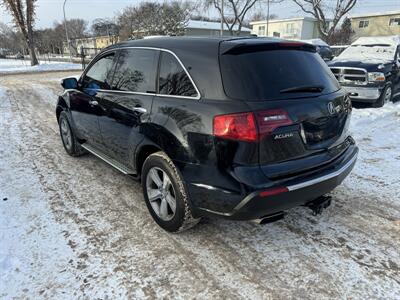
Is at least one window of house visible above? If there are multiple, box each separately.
[158,52,198,98]
[286,23,294,34]
[112,49,158,93]
[389,18,400,26]
[359,20,369,28]
[258,26,265,36]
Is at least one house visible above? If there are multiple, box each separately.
[349,10,400,38]
[63,35,119,57]
[184,20,251,36]
[250,17,328,40]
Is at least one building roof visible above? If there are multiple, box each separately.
[250,17,318,25]
[350,10,400,19]
[186,20,251,32]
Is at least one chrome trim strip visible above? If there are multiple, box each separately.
[287,153,357,191]
[81,144,135,175]
[198,207,232,217]
[98,46,201,100]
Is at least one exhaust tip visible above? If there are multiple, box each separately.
[253,212,285,225]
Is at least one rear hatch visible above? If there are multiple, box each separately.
[220,40,352,179]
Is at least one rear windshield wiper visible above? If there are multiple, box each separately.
[280,85,325,94]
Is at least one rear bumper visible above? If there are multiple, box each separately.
[193,145,358,220]
[342,86,382,103]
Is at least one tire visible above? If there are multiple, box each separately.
[373,85,392,108]
[141,151,200,232]
[58,111,86,157]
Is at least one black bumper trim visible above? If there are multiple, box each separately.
[198,147,358,219]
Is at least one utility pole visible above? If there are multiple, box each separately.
[63,0,73,62]
[266,0,270,37]
[220,0,224,36]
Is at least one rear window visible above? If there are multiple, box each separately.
[220,48,340,101]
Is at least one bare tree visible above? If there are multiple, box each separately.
[1,0,38,65]
[91,18,119,37]
[205,0,260,35]
[292,0,357,42]
[0,22,24,53]
[328,17,354,45]
[117,1,191,40]
[250,11,278,22]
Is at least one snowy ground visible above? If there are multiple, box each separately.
[0,72,399,299]
[0,58,81,74]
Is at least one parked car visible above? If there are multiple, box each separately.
[328,36,400,107]
[302,39,334,61]
[56,37,358,232]
[15,52,24,59]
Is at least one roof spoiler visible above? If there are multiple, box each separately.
[221,41,316,55]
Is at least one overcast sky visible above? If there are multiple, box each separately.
[0,0,399,29]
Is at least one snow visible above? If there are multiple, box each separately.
[0,58,81,74]
[334,36,400,62]
[0,72,399,298]
[352,36,400,47]
[335,45,396,62]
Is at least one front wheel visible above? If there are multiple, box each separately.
[373,85,392,108]
[141,151,200,232]
[58,111,86,157]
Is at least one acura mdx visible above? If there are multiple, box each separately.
[56,37,358,232]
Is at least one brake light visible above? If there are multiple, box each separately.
[259,187,289,197]
[213,112,257,142]
[213,109,293,142]
[255,109,293,137]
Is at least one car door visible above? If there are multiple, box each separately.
[70,52,116,148]
[98,48,159,168]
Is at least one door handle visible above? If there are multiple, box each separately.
[132,107,147,114]
[89,100,99,106]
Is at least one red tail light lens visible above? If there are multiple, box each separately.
[213,109,292,142]
[213,112,257,142]
[259,187,289,197]
[255,109,293,137]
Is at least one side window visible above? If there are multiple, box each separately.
[112,49,158,93]
[82,53,115,90]
[158,52,198,97]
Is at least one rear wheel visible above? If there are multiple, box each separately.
[59,111,86,157]
[373,85,392,108]
[141,151,200,232]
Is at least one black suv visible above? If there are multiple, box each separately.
[57,37,358,232]
[328,36,400,107]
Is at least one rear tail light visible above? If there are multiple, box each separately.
[213,109,293,142]
[259,186,289,197]
[213,112,257,142]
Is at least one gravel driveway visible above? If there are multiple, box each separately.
[1,72,399,299]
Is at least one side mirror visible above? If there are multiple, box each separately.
[61,77,78,89]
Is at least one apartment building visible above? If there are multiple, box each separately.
[350,10,400,38]
[250,17,326,39]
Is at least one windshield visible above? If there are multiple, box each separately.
[220,49,340,101]
[338,44,396,61]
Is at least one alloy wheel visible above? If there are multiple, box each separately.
[60,118,72,150]
[384,87,392,104]
[146,167,177,221]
